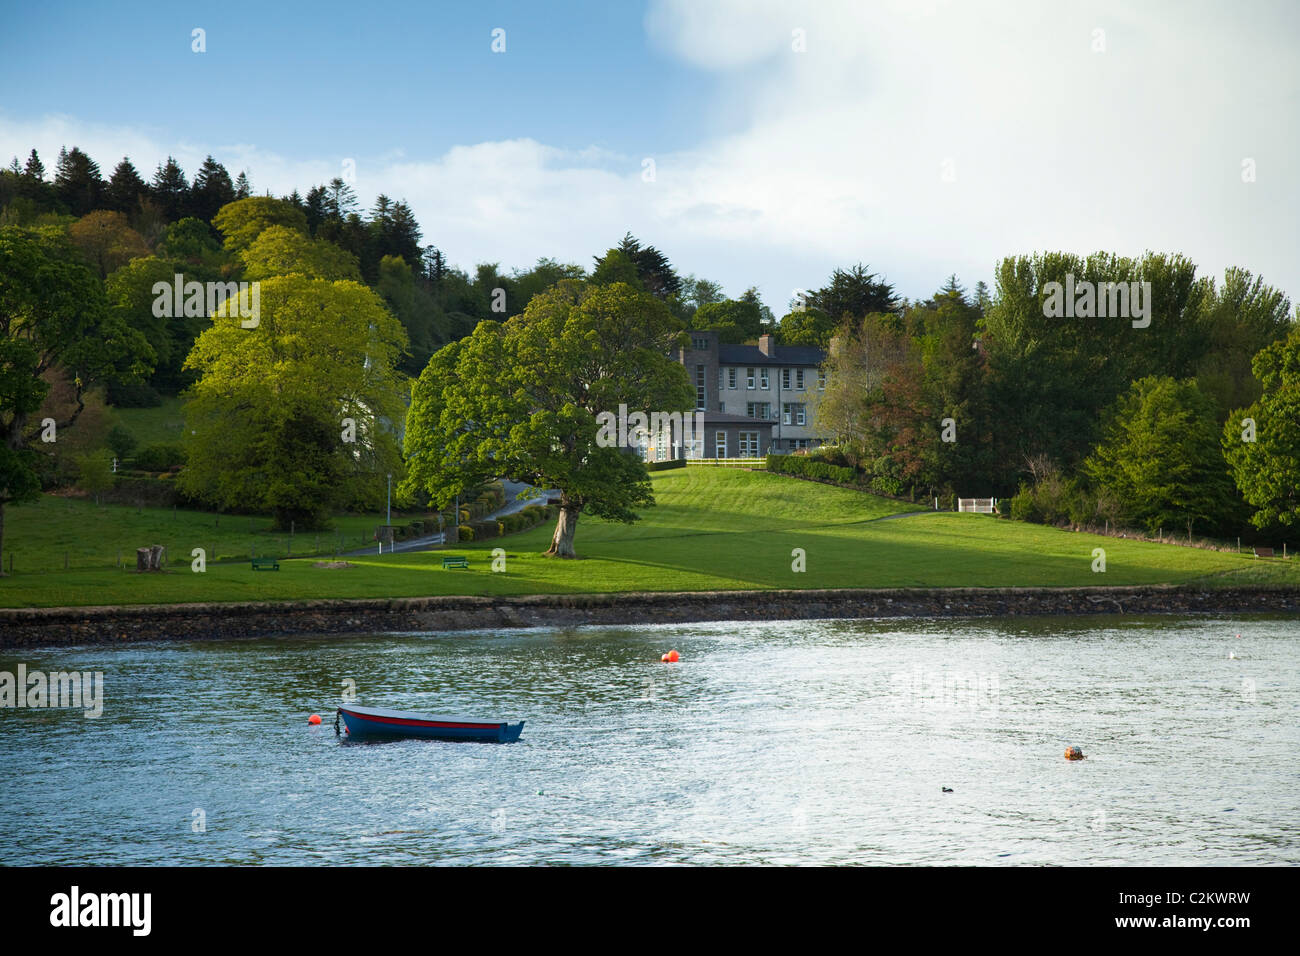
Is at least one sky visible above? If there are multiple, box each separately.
[2,0,1297,312]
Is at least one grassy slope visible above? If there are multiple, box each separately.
[4,495,408,570]
[1,468,1293,609]
[114,396,187,448]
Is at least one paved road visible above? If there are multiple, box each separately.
[341,480,554,556]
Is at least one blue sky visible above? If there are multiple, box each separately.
[3,0,1299,311]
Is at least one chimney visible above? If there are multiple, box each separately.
[758,333,774,356]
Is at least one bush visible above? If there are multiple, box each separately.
[134,443,186,472]
[1008,486,1040,522]
[646,459,687,472]
[870,475,904,497]
[457,524,474,542]
[469,519,500,540]
[767,453,857,485]
[106,425,137,460]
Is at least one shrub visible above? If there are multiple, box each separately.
[457,524,474,542]
[870,475,904,497]
[1009,486,1039,523]
[106,425,138,460]
[134,443,186,472]
[767,453,857,484]
[646,459,687,472]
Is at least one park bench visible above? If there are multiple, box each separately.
[441,556,469,570]
[251,556,280,571]
[1253,547,1275,558]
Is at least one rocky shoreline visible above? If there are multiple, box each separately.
[1,586,1297,646]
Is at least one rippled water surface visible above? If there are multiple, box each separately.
[2,615,1297,865]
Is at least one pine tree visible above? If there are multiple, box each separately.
[190,155,235,222]
[23,149,45,180]
[106,158,147,213]
[303,185,326,235]
[150,156,190,221]
[234,171,251,199]
[53,145,104,215]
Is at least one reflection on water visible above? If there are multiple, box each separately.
[2,615,1297,865]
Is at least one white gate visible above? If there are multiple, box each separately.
[958,497,997,513]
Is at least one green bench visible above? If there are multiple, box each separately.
[441,556,469,570]
[251,556,280,571]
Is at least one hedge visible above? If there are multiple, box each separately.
[766,454,856,484]
[646,459,687,472]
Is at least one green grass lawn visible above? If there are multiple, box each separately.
[1,468,1294,608]
[114,396,188,449]
[3,494,424,571]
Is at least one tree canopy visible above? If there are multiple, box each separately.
[401,280,693,557]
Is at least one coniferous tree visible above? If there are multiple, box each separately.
[105,158,147,213]
[53,146,104,216]
[234,171,251,199]
[150,156,190,221]
[23,149,45,181]
[190,155,235,222]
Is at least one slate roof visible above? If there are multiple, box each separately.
[717,344,825,367]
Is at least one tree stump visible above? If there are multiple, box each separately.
[136,545,166,572]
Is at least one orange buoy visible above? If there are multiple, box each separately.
[308,713,322,725]
[1064,746,1085,760]
[660,653,670,662]
[667,649,680,662]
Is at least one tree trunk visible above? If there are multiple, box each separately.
[0,504,6,576]
[546,501,581,558]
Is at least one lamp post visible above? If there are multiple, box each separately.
[386,473,392,526]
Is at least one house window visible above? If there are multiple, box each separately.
[747,402,771,420]
[817,368,826,390]
[782,403,792,425]
[795,369,805,390]
[728,367,737,389]
[719,401,725,413]
[783,403,805,426]
[746,367,755,389]
[739,431,759,457]
[796,405,806,426]
[715,430,727,459]
[782,369,791,389]
[695,365,706,410]
[692,336,709,350]
[718,367,724,389]
[760,369,769,389]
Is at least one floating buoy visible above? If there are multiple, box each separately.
[667,649,680,662]
[1064,746,1085,760]
[661,653,670,662]
[308,714,322,725]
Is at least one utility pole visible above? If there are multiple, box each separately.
[386,473,392,526]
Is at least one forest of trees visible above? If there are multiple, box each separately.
[3,142,1299,549]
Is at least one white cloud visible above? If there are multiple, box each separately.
[3,0,1298,311]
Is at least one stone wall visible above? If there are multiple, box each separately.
[1,586,1297,647]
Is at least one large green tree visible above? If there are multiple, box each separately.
[178,275,408,529]
[1222,324,1300,529]
[0,227,152,568]
[401,281,693,557]
[1085,376,1237,535]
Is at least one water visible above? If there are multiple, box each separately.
[2,616,1296,865]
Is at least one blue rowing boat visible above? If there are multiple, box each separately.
[336,704,525,743]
